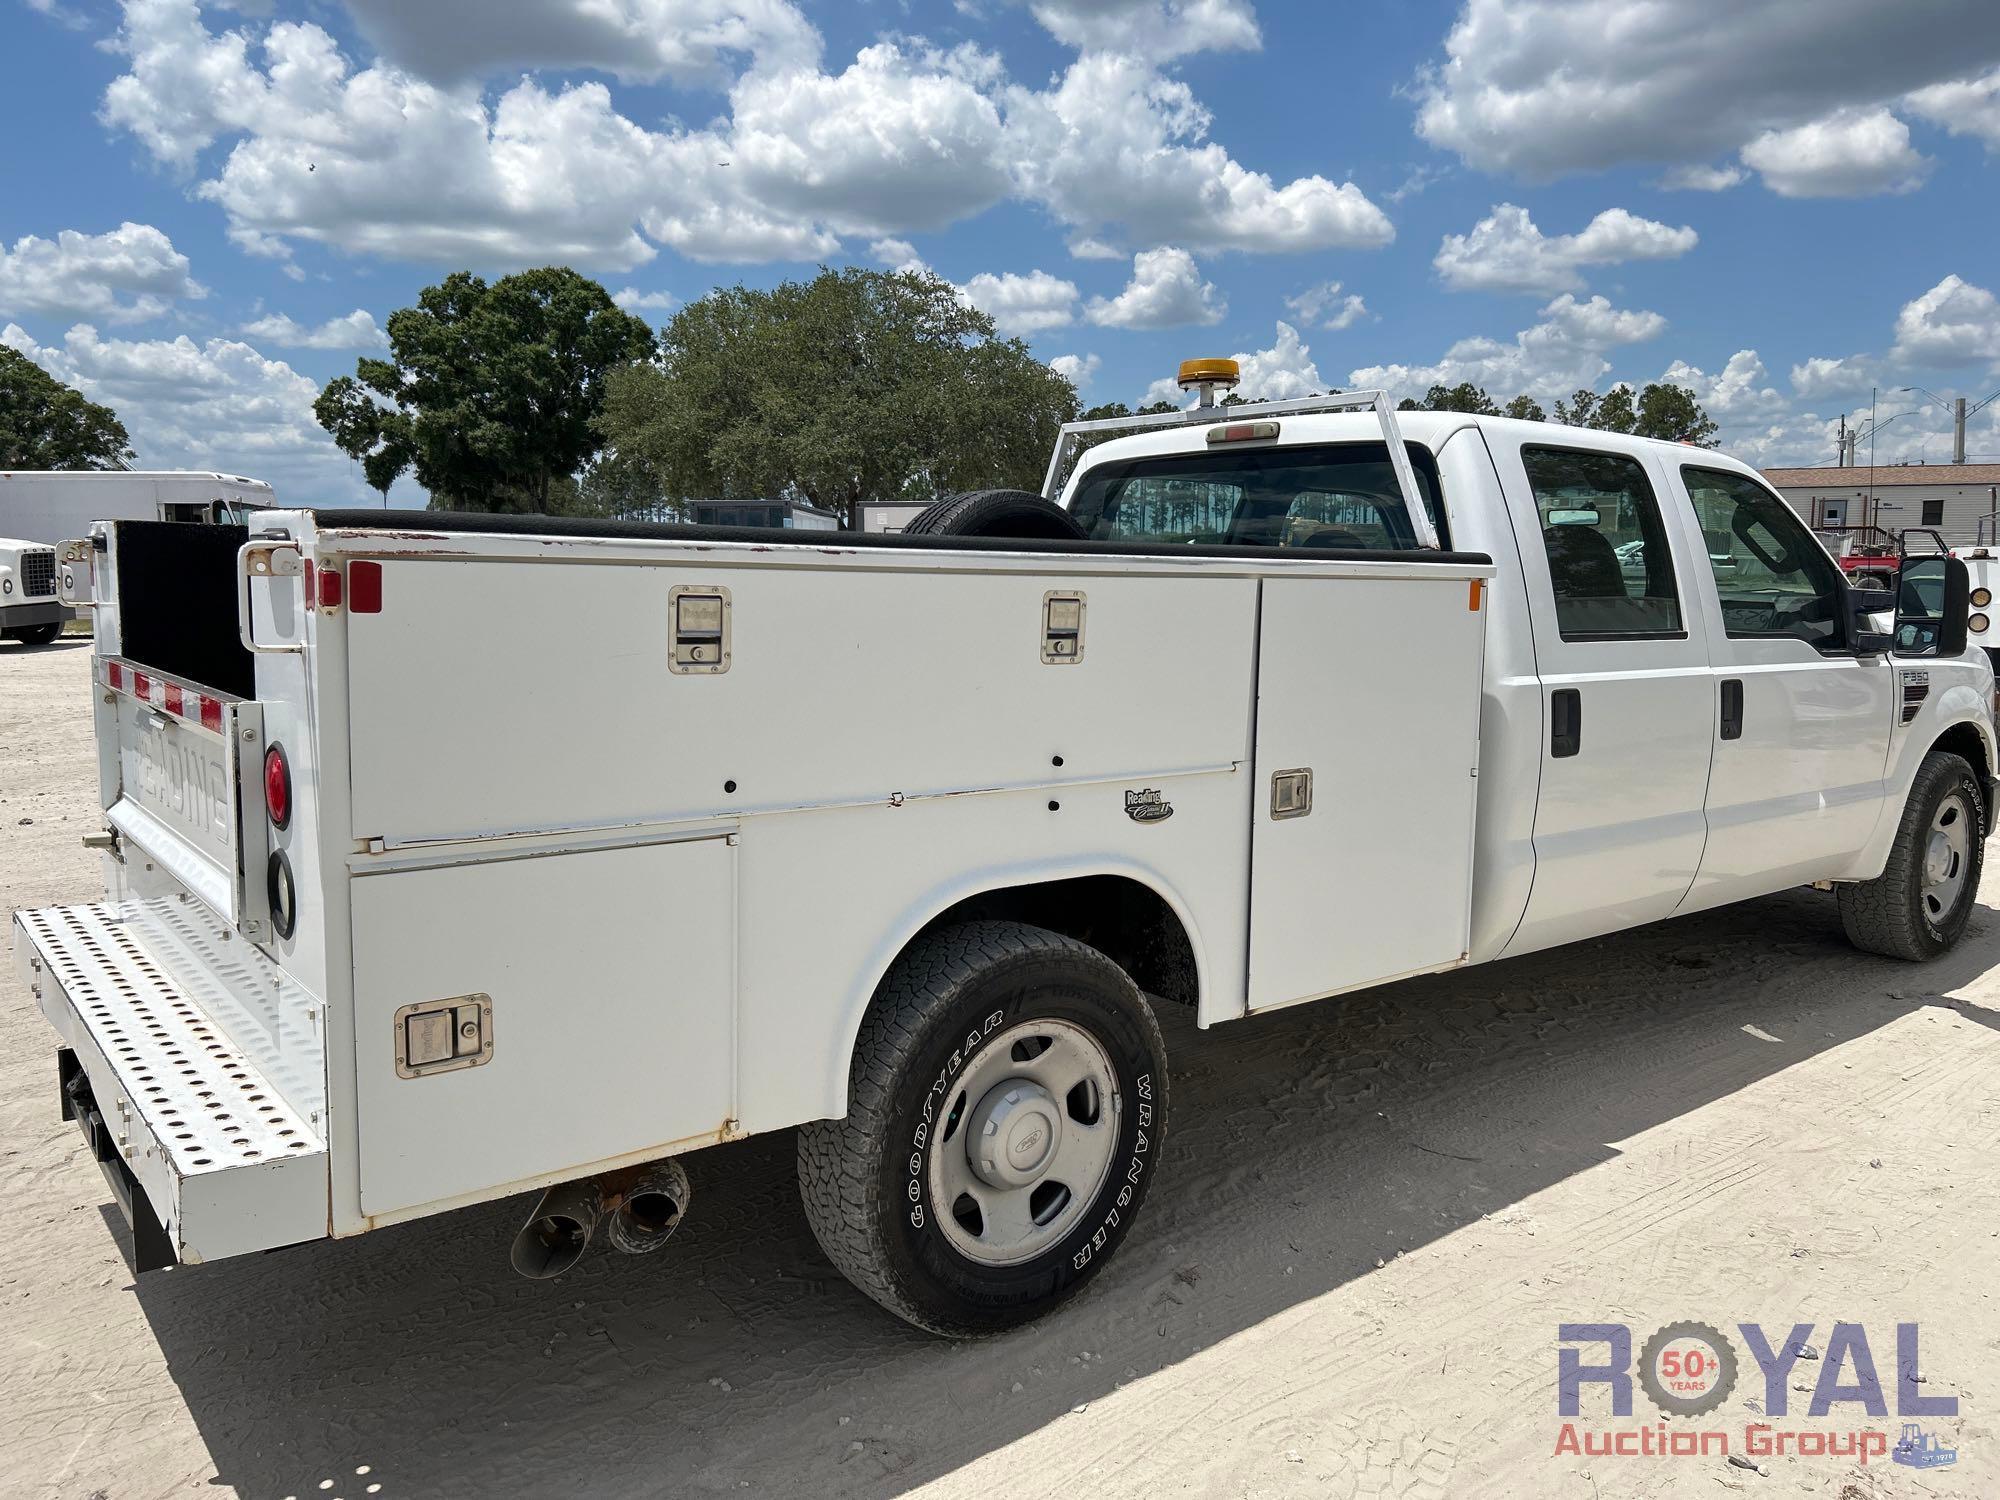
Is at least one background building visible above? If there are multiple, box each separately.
[1762,463,2000,546]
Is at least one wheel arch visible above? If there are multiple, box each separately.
[825,862,1206,1116]
[1927,712,1997,830]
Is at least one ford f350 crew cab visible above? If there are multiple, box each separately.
[13,366,1996,1335]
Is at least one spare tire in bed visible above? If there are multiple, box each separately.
[903,489,1089,541]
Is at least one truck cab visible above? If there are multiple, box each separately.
[1057,404,1994,965]
[0,535,65,644]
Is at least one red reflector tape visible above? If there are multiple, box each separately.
[349,560,382,614]
[107,661,124,691]
[165,683,183,716]
[200,696,223,731]
[303,558,315,599]
[320,564,343,610]
[133,671,151,701]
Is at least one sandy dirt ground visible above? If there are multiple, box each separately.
[5,635,1999,1500]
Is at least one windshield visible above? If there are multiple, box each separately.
[1066,442,1449,550]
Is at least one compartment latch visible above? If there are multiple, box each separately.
[395,994,495,1079]
[1042,591,1086,664]
[669,585,732,674]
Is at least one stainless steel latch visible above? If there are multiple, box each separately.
[1271,768,1313,819]
[395,994,495,1078]
[669,585,732,674]
[1042,591,1086,664]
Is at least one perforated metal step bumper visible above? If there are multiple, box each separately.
[14,904,329,1269]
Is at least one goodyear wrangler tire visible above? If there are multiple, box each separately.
[902,489,1089,541]
[1839,751,1985,961]
[797,920,1167,1335]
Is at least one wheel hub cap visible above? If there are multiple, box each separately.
[968,1082,1061,1188]
[1924,830,1956,887]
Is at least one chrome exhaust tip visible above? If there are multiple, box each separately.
[605,1158,692,1256]
[508,1177,607,1279]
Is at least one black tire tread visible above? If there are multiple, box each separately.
[1839,750,1983,960]
[797,919,1161,1334]
[902,488,1088,541]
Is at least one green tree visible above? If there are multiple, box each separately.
[1503,394,1547,422]
[1555,382,1715,445]
[315,266,656,511]
[1419,382,1501,415]
[598,266,1078,525]
[0,347,133,469]
[1633,382,1719,446]
[1554,388,1599,427]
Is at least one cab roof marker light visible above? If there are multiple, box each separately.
[1207,421,1281,444]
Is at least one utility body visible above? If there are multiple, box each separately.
[13,387,1996,1332]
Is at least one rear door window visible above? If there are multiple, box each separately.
[1523,446,1683,640]
[1067,443,1449,550]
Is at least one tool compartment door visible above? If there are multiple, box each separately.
[1247,573,1486,1010]
[351,838,734,1218]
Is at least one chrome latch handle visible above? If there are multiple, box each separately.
[237,539,306,655]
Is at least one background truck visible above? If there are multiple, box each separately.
[12,372,1996,1335]
[0,471,273,647]
[0,535,62,644]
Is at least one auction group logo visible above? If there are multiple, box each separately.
[1556,1322,1958,1468]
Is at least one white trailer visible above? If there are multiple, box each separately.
[12,371,1997,1334]
[0,471,273,647]
[0,470,273,544]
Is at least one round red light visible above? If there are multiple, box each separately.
[264,744,291,830]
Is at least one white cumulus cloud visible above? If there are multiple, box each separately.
[1028,0,1260,62]
[1414,0,1999,188]
[2,320,379,502]
[1285,281,1368,330]
[1348,294,1667,405]
[239,308,387,349]
[1049,351,1100,390]
[960,269,1079,336]
[1739,108,1929,197]
[1890,274,2000,366]
[1433,204,1697,295]
[0,222,203,324]
[1086,247,1223,329]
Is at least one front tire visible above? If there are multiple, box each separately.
[8,622,61,646]
[1840,751,1985,960]
[798,920,1167,1335]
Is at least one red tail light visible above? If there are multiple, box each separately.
[264,744,292,830]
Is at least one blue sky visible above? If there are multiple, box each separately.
[6,0,2000,506]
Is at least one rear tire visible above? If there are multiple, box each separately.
[903,489,1088,542]
[798,920,1167,1335]
[1839,751,1985,960]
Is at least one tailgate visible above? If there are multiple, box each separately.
[98,657,276,941]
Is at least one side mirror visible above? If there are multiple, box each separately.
[1893,555,1969,658]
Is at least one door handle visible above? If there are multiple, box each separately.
[1720,678,1744,741]
[1551,688,1581,758]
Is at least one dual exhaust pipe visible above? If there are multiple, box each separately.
[509,1157,693,1279]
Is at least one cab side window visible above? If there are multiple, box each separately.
[1681,466,1846,648]
[1523,446,1683,640]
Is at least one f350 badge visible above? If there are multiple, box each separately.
[1125,788,1173,823]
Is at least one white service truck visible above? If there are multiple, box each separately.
[12,372,1996,1335]
[1,471,273,647]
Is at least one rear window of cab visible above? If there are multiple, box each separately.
[1066,442,1450,551]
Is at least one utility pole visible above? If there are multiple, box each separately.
[1836,412,1849,467]
[1954,396,1967,465]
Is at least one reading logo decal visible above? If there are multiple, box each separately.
[1555,1321,1959,1466]
[1124,788,1173,823]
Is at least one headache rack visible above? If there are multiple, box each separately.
[1039,387,1439,550]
